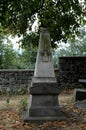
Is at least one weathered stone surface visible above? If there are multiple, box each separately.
[74,99,86,110]
[0,70,34,93]
[0,56,86,93]
[22,111,66,123]
[74,89,86,101]
[0,69,59,94]
[78,79,86,87]
[29,106,62,117]
[29,95,61,117]
[59,56,86,87]
[30,83,61,94]
[34,28,55,78]
[25,28,66,122]
[30,95,58,107]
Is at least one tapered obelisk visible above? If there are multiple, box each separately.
[23,28,66,122]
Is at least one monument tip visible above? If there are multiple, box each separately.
[40,27,48,32]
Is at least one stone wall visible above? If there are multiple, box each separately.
[0,69,34,94]
[0,69,59,94]
[0,56,85,94]
[59,56,86,87]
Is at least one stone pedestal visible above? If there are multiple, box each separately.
[22,28,66,122]
[28,83,65,121]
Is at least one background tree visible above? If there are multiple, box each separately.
[0,33,37,69]
[0,0,86,48]
[2,44,18,69]
[17,45,37,69]
[0,0,86,69]
[53,26,86,67]
[0,27,85,69]
[59,26,86,56]
[0,35,19,69]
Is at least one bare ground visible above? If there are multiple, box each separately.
[0,89,86,130]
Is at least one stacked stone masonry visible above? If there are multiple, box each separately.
[0,57,86,93]
[0,70,34,93]
[59,56,86,87]
[0,69,59,93]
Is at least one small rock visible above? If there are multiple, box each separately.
[74,100,86,110]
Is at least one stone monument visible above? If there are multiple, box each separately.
[23,27,65,122]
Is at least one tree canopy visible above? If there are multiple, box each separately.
[0,0,86,47]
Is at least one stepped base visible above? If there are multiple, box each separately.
[22,110,66,123]
[22,94,66,123]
